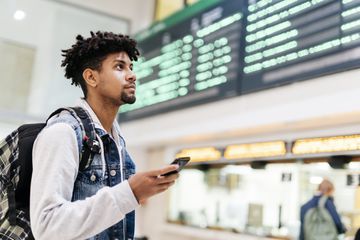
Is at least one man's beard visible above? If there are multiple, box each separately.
[121,93,136,104]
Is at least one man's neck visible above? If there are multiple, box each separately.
[85,96,119,133]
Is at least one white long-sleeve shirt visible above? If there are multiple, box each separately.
[30,100,139,240]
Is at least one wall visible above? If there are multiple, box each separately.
[55,0,156,34]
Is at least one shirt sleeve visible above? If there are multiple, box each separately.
[325,198,346,234]
[30,123,139,240]
[299,205,305,240]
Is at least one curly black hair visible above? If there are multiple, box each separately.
[61,31,140,97]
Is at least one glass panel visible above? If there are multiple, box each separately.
[168,161,359,239]
[0,39,35,112]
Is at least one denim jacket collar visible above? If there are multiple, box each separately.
[75,98,123,141]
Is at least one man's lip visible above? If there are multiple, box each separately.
[126,87,136,92]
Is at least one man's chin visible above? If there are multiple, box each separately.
[122,96,136,104]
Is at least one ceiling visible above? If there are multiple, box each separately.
[48,0,156,33]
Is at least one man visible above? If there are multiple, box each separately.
[30,31,179,240]
[299,179,346,240]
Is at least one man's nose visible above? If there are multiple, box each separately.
[126,70,136,82]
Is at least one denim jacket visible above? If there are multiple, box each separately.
[71,125,136,240]
[31,101,137,240]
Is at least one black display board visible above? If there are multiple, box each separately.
[119,0,360,121]
[120,0,246,120]
[242,0,360,92]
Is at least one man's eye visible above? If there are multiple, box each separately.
[117,64,124,70]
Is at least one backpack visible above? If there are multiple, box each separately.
[0,107,101,240]
[303,196,338,240]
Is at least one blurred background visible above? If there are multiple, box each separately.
[1,0,360,239]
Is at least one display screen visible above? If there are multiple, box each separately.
[242,0,360,92]
[119,0,360,121]
[120,0,245,120]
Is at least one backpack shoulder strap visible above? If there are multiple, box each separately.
[70,107,101,170]
[47,107,100,170]
[318,196,328,208]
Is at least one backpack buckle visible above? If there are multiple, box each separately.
[83,136,101,154]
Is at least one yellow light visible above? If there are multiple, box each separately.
[224,141,286,159]
[175,147,221,162]
[292,135,360,154]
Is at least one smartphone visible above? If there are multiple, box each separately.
[162,157,190,176]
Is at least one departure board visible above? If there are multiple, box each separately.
[120,0,245,120]
[119,0,360,121]
[242,0,360,92]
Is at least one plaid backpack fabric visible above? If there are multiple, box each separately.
[0,107,100,240]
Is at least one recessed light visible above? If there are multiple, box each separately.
[14,10,26,21]
[310,176,323,185]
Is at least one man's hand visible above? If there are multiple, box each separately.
[128,165,179,204]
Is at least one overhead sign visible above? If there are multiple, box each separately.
[120,0,245,120]
[175,147,222,162]
[224,141,287,159]
[242,0,360,93]
[292,134,360,154]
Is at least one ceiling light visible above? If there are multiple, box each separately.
[14,10,26,21]
[310,176,323,185]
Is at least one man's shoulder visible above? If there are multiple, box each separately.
[47,109,82,130]
[35,110,85,151]
[301,196,319,211]
[40,109,84,144]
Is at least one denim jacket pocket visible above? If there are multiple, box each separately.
[76,165,105,184]
[73,165,107,200]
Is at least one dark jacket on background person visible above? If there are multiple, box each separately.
[299,194,346,240]
[355,228,360,240]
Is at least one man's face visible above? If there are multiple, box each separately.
[96,51,136,106]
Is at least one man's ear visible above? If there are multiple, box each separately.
[83,68,98,88]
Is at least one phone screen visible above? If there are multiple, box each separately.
[162,157,190,176]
